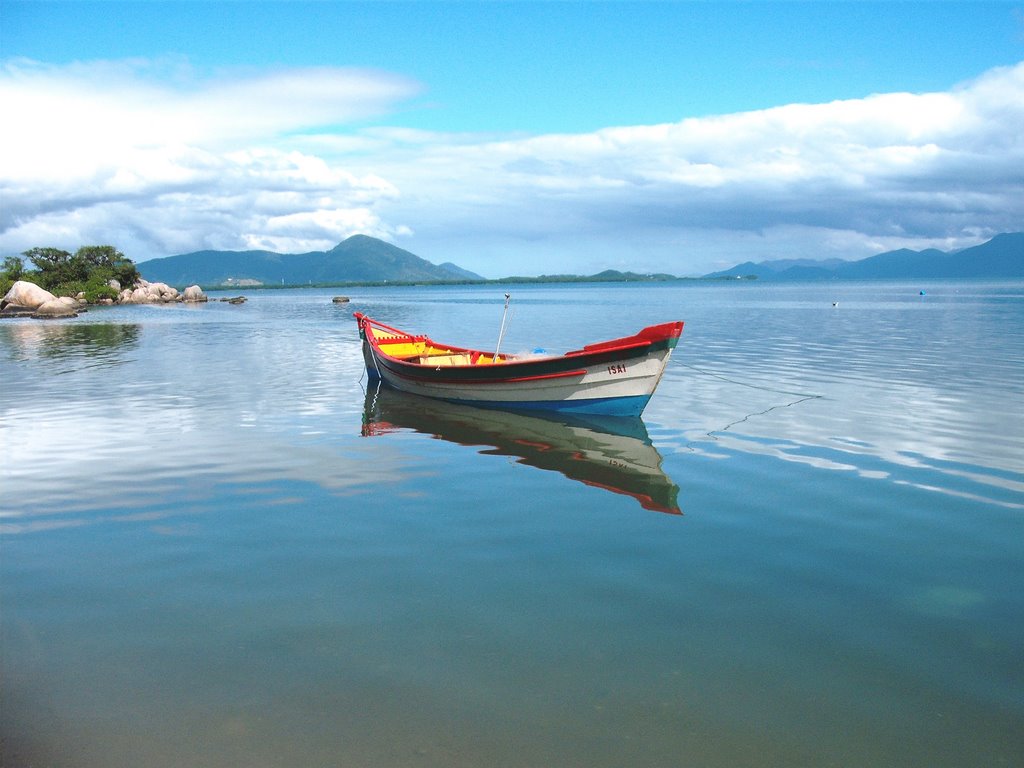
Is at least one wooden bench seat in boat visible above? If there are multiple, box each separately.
[420,353,472,366]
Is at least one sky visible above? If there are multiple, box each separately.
[1,1,1023,278]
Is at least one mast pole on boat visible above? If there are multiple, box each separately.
[494,292,511,362]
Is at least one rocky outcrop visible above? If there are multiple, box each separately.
[34,296,81,319]
[182,285,207,303]
[118,280,183,304]
[1,278,242,321]
[0,282,83,318]
[1,280,57,311]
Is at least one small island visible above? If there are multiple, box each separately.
[0,245,209,319]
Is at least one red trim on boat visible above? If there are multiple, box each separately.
[493,368,587,383]
[381,359,587,385]
[566,321,683,356]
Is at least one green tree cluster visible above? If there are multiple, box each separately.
[1,245,141,302]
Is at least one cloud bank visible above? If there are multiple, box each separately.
[1,58,1021,275]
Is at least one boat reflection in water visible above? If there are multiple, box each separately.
[361,385,681,514]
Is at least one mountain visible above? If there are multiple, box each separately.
[139,235,483,286]
[705,258,846,278]
[437,262,484,281]
[704,232,1024,280]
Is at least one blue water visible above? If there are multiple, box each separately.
[2,281,1022,767]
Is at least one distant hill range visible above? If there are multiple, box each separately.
[139,235,484,286]
[140,231,1022,287]
[703,232,1023,281]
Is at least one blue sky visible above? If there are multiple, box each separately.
[2,1,1023,276]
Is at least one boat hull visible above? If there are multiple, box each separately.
[355,313,682,417]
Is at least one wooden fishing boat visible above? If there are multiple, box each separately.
[354,312,683,416]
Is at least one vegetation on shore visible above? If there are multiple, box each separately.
[1,246,141,302]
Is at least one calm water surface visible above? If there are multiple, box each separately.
[2,281,1022,767]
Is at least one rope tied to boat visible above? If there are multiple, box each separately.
[361,315,384,381]
[494,292,511,361]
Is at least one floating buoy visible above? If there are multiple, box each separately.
[832,302,838,307]
[919,290,926,296]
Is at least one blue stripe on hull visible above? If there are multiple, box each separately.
[365,362,653,416]
[442,394,652,417]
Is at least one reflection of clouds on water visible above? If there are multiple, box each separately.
[0,309,404,534]
[1,393,413,533]
[3,285,1022,526]
[647,325,1024,509]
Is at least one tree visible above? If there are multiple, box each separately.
[76,245,123,269]
[75,245,139,287]
[23,247,80,289]
[2,255,24,280]
[19,244,141,294]
[23,247,72,272]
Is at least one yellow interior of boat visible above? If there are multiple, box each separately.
[370,327,500,366]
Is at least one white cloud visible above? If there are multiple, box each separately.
[0,58,418,257]
[357,63,1024,274]
[1,57,1021,275]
